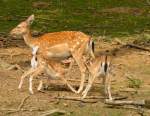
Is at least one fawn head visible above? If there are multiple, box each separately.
[10,14,34,37]
[86,55,111,76]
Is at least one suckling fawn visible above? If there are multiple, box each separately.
[82,54,112,100]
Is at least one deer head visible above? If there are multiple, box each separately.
[10,14,34,37]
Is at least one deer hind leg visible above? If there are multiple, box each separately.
[71,41,88,93]
[59,58,78,93]
[60,75,78,93]
[28,65,45,94]
[47,62,78,93]
[103,74,112,100]
[82,74,96,99]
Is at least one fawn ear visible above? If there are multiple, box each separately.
[26,14,34,25]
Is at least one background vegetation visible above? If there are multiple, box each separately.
[0,0,150,37]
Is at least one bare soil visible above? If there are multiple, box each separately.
[0,41,150,116]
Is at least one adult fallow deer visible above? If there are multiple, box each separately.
[10,14,95,94]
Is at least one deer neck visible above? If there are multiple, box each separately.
[23,30,35,48]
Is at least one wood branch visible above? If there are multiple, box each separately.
[105,99,145,106]
[56,96,127,100]
[1,108,44,112]
[7,64,25,72]
[105,99,150,108]
[0,48,31,59]
[120,88,150,93]
[54,96,98,103]
[107,105,138,109]
[40,109,66,116]
[0,108,17,111]
[18,95,30,110]
[0,52,31,58]
[53,96,127,103]
[138,52,150,56]
[114,39,150,52]
[55,96,104,99]
[106,104,150,115]
[0,59,25,72]
[0,36,26,47]
[119,89,137,93]
[113,96,128,100]
[126,43,150,52]
[6,95,30,114]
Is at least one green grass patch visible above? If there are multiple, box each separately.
[127,76,143,88]
[0,0,150,38]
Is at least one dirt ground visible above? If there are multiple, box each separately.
[0,41,150,116]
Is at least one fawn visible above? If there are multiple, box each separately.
[82,54,113,100]
[24,51,77,94]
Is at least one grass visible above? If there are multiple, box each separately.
[128,77,143,88]
[0,0,150,37]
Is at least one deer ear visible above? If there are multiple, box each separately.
[26,14,34,25]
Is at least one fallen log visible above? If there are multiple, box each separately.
[54,96,98,103]
[53,96,127,103]
[126,43,150,52]
[105,99,150,108]
[40,109,66,116]
[105,99,145,106]
[114,39,150,52]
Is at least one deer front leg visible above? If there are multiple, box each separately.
[72,53,86,93]
[28,65,44,94]
[71,41,88,93]
[82,74,96,99]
